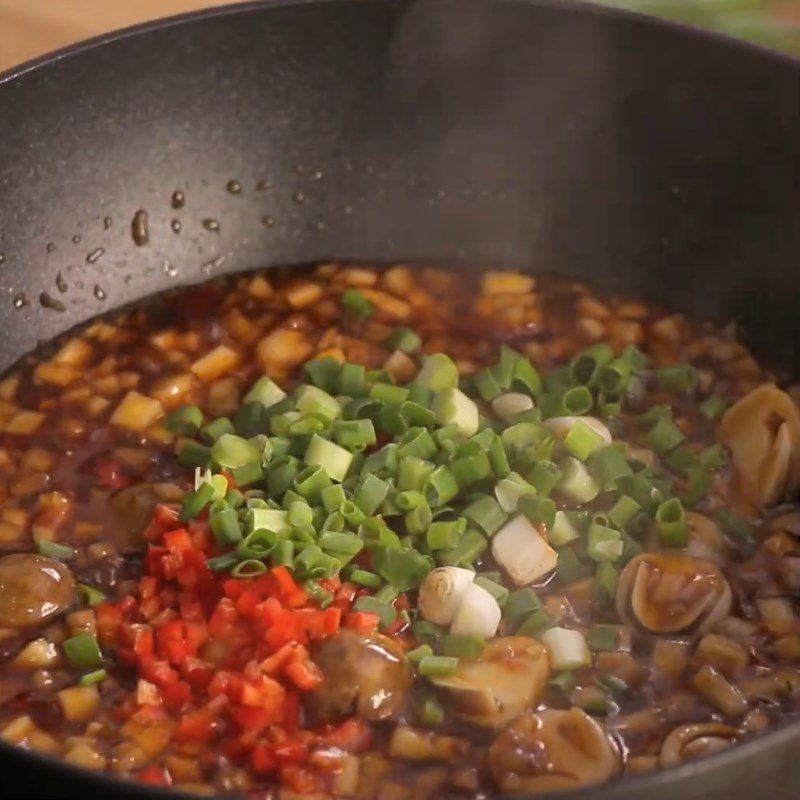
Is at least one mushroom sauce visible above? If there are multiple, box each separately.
[0,264,797,799]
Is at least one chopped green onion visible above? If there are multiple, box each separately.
[646,416,686,454]
[418,655,459,678]
[180,481,215,521]
[395,490,427,511]
[210,507,244,545]
[656,498,689,547]
[518,495,556,529]
[557,457,600,504]
[349,568,382,588]
[293,464,333,503]
[426,518,466,550]
[232,559,268,577]
[338,362,367,397]
[352,595,397,628]
[549,511,581,547]
[423,466,460,508]
[433,387,479,437]
[303,358,341,393]
[417,353,459,391]
[211,433,261,469]
[528,460,562,498]
[700,395,729,422]
[237,529,277,559]
[201,416,235,443]
[495,472,536,512]
[406,503,434,537]
[556,547,586,584]
[442,635,485,660]
[515,608,554,637]
[361,443,399,478]
[541,386,593,418]
[64,632,103,668]
[462,496,507,536]
[206,552,240,572]
[473,367,502,402]
[587,515,623,561]
[342,288,373,317]
[271,539,295,567]
[79,669,107,686]
[437,528,487,567]
[321,483,347,514]
[353,473,391,516]
[165,405,203,435]
[319,531,364,557]
[564,421,606,461]
[397,427,437,460]
[608,495,642,529]
[450,452,492,489]
[245,507,288,534]
[333,419,377,450]
[589,444,633,489]
[304,580,334,608]
[78,584,105,607]
[397,457,434,493]
[387,327,421,353]
[503,588,542,623]
[35,541,75,561]
[588,624,621,652]
[595,561,619,602]
[571,344,614,386]
[655,363,698,394]
[374,547,433,591]
[406,644,434,665]
[177,438,211,468]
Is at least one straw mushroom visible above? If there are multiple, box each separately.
[685,512,729,566]
[489,708,620,794]
[430,636,549,727]
[616,553,731,636]
[718,383,800,507]
[305,630,411,723]
[659,723,742,767]
[0,554,75,629]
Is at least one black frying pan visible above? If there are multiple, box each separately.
[0,1,799,797]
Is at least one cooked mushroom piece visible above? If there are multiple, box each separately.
[305,630,411,723]
[0,554,75,629]
[685,512,729,566]
[489,708,620,794]
[616,553,731,636]
[109,482,183,548]
[430,636,549,727]
[718,383,800,507]
[659,723,742,767]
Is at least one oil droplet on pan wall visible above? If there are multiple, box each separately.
[39,292,65,312]
[132,210,149,246]
[226,180,241,195]
[103,217,112,230]
[12,293,29,309]
[171,219,182,234]
[171,190,185,210]
[94,285,107,301]
[55,272,67,294]
[72,234,81,244]
[86,248,105,264]
[202,219,220,233]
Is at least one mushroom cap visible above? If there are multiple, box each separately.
[616,553,731,635]
[659,723,741,767]
[489,708,620,793]
[718,383,800,507]
[431,636,549,727]
[305,630,411,723]
[0,554,75,629]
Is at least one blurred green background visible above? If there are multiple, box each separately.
[597,0,800,55]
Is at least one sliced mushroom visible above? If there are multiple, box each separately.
[0,554,75,629]
[659,722,742,767]
[305,630,411,723]
[686,512,729,566]
[489,708,620,794]
[616,553,731,636]
[110,482,183,548]
[718,383,800,507]
[430,636,549,727]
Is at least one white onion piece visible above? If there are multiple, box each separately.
[450,582,502,639]
[433,387,479,436]
[492,393,534,423]
[544,416,613,446]
[492,515,558,586]
[542,627,592,671]
[418,567,475,625]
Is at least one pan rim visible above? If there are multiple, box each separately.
[1,0,799,87]
[0,0,798,798]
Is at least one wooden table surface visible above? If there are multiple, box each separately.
[0,0,242,73]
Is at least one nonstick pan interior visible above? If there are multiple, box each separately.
[0,1,799,797]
